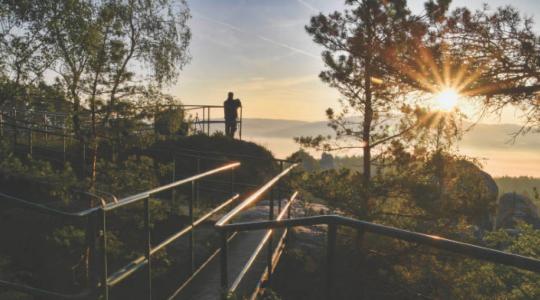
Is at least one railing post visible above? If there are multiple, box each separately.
[0,112,4,137]
[28,125,32,156]
[189,181,195,274]
[100,209,109,300]
[230,166,235,197]
[62,122,66,163]
[278,161,283,212]
[220,229,228,297]
[196,158,200,204]
[44,114,48,144]
[13,109,17,146]
[326,223,337,300]
[287,194,292,220]
[207,107,211,135]
[144,198,152,299]
[267,188,274,281]
[172,158,176,204]
[86,212,97,289]
[83,142,87,174]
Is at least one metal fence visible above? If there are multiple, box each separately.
[0,162,240,299]
[218,211,540,300]
[215,163,299,299]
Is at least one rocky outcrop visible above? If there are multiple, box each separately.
[496,192,540,229]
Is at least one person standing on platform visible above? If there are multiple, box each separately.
[224,92,241,138]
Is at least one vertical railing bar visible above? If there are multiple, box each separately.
[144,198,152,299]
[172,157,176,204]
[13,109,17,146]
[28,124,32,156]
[86,212,96,289]
[230,166,235,197]
[62,121,66,163]
[100,209,109,300]
[203,107,206,134]
[196,158,200,205]
[207,107,211,135]
[267,188,274,282]
[278,161,283,213]
[44,114,48,144]
[326,223,337,300]
[0,111,3,137]
[220,230,228,298]
[190,180,195,274]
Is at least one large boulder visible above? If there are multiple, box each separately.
[445,160,499,229]
[496,192,540,229]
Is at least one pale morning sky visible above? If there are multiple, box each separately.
[168,0,540,123]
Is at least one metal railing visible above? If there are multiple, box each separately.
[0,161,241,299]
[219,215,540,300]
[215,163,299,298]
[1,103,244,144]
[180,104,243,139]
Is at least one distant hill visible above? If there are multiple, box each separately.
[242,118,540,151]
[460,123,540,150]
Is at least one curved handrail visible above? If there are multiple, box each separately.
[216,163,298,226]
[0,192,100,218]
[220,215,540,274]
[107,194,241,287]
[0,162,241,218]
[229,192,298,292]
[104,162,240,210]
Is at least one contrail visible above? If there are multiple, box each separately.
[192,11,320,60]
[296,0,319,13]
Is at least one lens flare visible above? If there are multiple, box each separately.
[433,88,460,111]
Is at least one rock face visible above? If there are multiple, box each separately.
[451,160,499,230]
[496,192,540,229]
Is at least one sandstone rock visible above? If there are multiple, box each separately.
[496,192,540,229]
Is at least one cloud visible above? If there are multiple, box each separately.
[192,10,319,60]
[234,74,319,92]
[296,0,319,13]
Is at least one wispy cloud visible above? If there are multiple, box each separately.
[192,10,319,60]
[296,0,319,13]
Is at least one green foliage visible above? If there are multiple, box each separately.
[95,155,158,196]
[453,223,540,299]
[0,141,79,205]
[154,107,189,136]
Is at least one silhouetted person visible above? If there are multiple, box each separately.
[224,92,241,138]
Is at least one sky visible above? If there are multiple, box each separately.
[169,0,540,123]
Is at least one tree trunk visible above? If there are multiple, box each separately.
[362,60,373,188]
[361,20,374,216]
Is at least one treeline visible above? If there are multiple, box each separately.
[495,176,540,204]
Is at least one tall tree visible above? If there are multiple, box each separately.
[2,0,191,184]
[394,3,540,131]
[299,0,436,206]
[447,5,540,130]
[0,1,54,107]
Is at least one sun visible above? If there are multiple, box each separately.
[433,88,460,111]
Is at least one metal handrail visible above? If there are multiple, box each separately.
[104,162,240,210]
[216,163,298,226]
[0,162,242,299]
[0,192,100,218]
[214,163,298,297]
[0,162,240,217]
[106,194,241,287]
[229,192,298,292]
[220,214,540,299]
